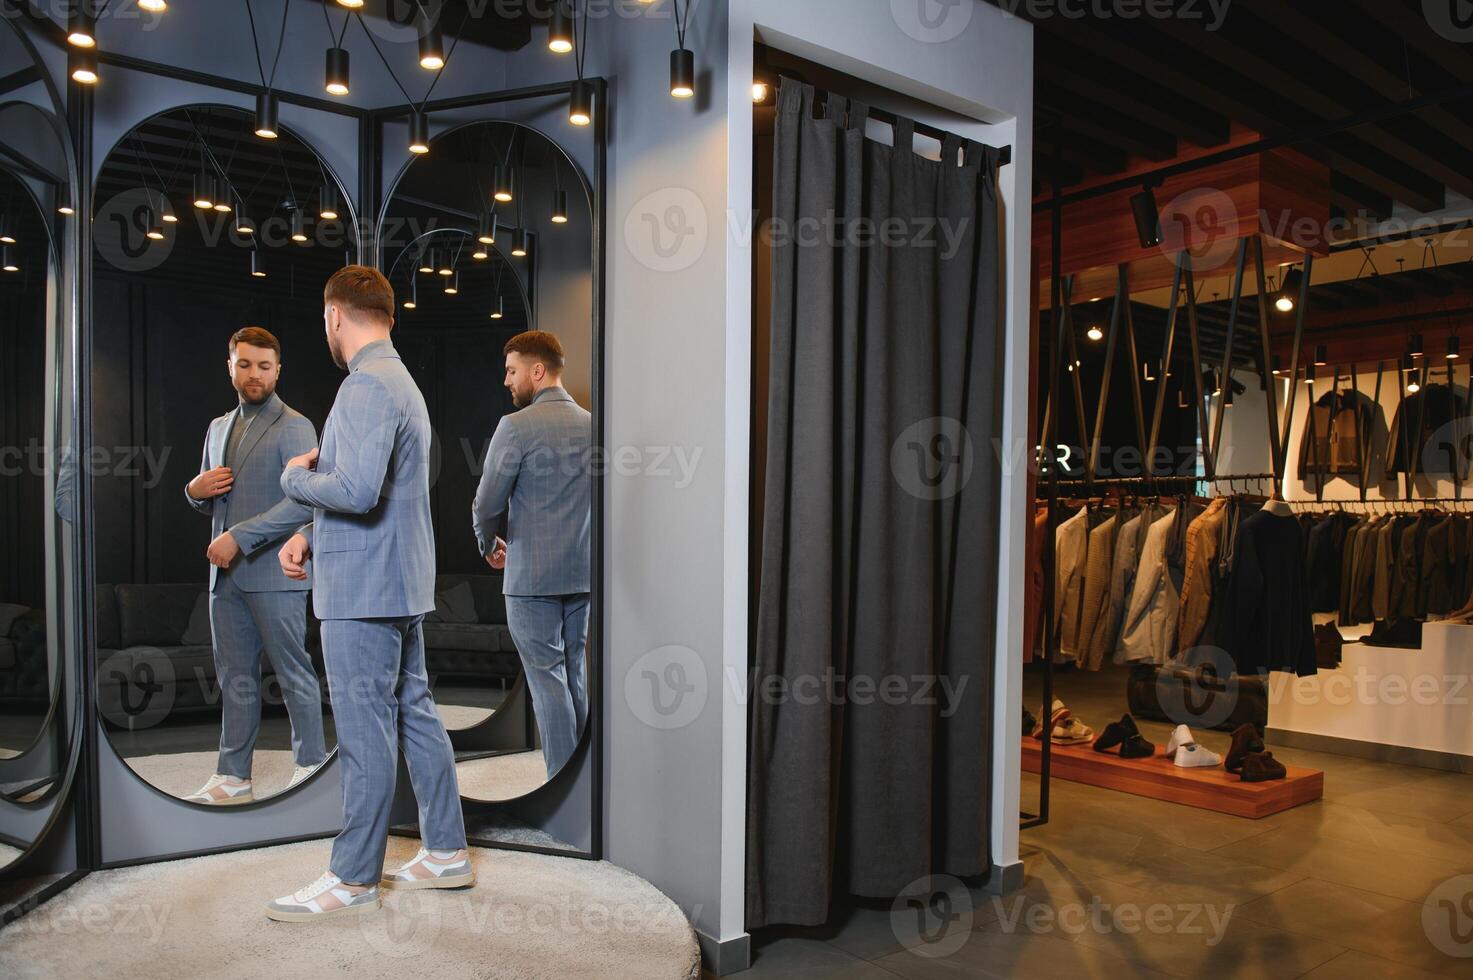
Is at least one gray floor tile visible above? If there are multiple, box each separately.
[874,926,1175,979]
[1298,949,1466,980]
[1212,826,1473,902]
[741,936,900,979]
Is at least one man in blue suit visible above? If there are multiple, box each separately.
[472,331,591,779]
[266,267,468,923]
[184,326,325,806]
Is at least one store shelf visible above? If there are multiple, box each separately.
[1021,738,1323,819]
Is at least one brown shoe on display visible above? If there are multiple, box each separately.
[1225,723,1265,774]
[1240,751,1287,782]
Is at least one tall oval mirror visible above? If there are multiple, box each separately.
[91,105,356,806]
[0,20,80,874]
[380,120,592,803]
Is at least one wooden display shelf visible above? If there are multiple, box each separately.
[1022,738,1323,819]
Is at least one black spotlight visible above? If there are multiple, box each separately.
[255,91,280,139]
[419,24,445,70]
[569,78,594,126]
[409,112,431,155]
[1313,344,1328,367]
[549,2,573,54]
[670,47,695,99]
[1130,183,1161,248]
[325,47,350,96]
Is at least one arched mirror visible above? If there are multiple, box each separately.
[380,120,593,804]
[90,105,356,807]
[0,21,82,874]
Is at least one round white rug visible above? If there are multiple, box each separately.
[456,750,548,802]
[0,837,700,979]
[122,748,300,801]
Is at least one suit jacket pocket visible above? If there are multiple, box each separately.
[318,529,367,554]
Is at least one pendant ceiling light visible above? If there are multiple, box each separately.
[235,206,256,236]
[438,251,454,276]
[2,246,18,273]
[213,182,233,213]
[1277,266,1303,313]
[490,294,504,320]
[334,0,364,7]
[1313,344,1328,367]
[250,249,266,278]
[138,0,167,11]
[1271,355,1283,376]
[1085,323,1103,342]
[569,79,593,127]
[492,164,513,204]
[444,271,460,295]
[325,47,350,96]
[420,24,445,70]
[1130,182,1161,248]
[193,172,214,210]
[1410,333,1425,358]
[57,200,75,216]
[419,247,436,275]
[1449,335,1462,360]
[403,277,418,310]
[70,49,99,85]
[511,228,529,257]
[319,184,340,221]
[146,209,165,241]
[549,2,574,53]
[0,214,12,244]
[255,92,279,139]
[291,209,308,243]
[472,243,489,261]
[409,112,431,155]
[669,0,694,99]
[477,210,497,245]
[552,189,568,225]
[67,4,97,47]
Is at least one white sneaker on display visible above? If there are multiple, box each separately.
[185,773,254,806]
[265,871,380,922]
[1165,724,1195,756]
[1173,742,1223,768]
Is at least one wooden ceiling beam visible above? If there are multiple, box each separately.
[1036,86,1178,162]
[1348,0,1473,82]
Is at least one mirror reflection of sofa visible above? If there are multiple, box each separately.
[93,574,519,727]
[0,603,48,705]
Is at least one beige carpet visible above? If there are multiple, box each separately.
[123,749,300,801]
[455,750,548,802]
[0,838,700,979]
[0,841,20,868]
[436,703,495,730]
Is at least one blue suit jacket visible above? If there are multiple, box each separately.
[281,339,436,620]
[186,392,316,593]
[472,385,591,597]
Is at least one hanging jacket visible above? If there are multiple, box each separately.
[1118,510,1180,666]
[1298,389,1377,480]
[1386,382,1469,476]
[1054,506,1089,657]
[1075,512,1117,671]
[1176,497,1228,654]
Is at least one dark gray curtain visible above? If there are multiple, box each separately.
[747,80,1005,928]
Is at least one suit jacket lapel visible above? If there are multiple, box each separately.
[235,395,285,471]
[210,414,232,469]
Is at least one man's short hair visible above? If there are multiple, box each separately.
[324,265,395,326]
[229,326,281,361]
[504,330,566,373]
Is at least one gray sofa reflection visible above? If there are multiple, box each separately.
[422,573,521,683]
[0,604,48,704]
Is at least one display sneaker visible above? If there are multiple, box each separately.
[1172,741,1223,769]
[265,872,380,922]
[185,774,254,806]
[381,848,476,891]
[288,761,324,788]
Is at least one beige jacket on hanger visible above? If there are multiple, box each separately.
[1054,506,1089,657]
[1075,513,1117,670]
[1118,509,1180,665]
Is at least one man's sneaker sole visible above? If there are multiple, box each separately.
[265,895,382,922]
[188,793,255,806]
[381,870,475,891]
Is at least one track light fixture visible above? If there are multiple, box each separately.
[569,79,594,126]
[493,165,513,204]
[70,48,99,85]
[1449,335,1462,360]
[420,24,446,69]
[325,47,350,96]
[319,184,340,221]
[255,91,280,139]
[549,2,574,53]
[409,112,431,155]
[512,228,529,257]
[2,245,17,272]
[1130,182,1161,249]
[68,4,97,47]
[250,250,266,278]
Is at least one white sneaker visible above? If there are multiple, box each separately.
[1173,742,1223,768]
[185,774,254,806]
[288,762,322,788]
[1165,724,1195,756]
[381,847,475,891]
[265,871,380,922]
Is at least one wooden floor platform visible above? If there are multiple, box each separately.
[1022,738,1323,818]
